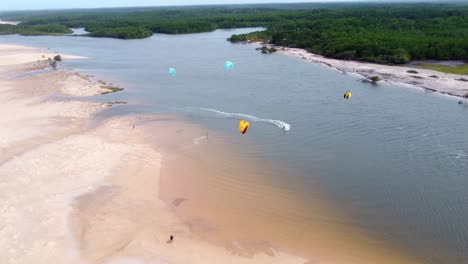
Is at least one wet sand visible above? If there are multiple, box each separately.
[146,118,423,264]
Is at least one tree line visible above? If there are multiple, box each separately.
[1,3,467,64]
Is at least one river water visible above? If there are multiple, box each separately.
[1,28,467,263]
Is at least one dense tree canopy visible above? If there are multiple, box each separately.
[88,26,152,39]
[228,5,468,64]
[0,24,71,36]
[1,3,467,64]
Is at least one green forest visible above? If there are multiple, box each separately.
[1,3,467,64]
[0,24,71,36]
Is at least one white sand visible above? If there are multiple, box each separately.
[0,76,104,150]
[0,45,103,158]
[265,45,468,98]
[0,44,117,264]
[0,44,307,264]
[59,73,112,96]
[0,44,85,67]
[0,131,139,264]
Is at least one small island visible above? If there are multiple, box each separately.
[100,85,124,95]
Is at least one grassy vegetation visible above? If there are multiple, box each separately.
[418,63,468,75]
[100,86,124,94]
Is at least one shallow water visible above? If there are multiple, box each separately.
[1,28,468,263]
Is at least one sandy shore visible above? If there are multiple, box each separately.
[0,44,307,264]
[261,44,468,99]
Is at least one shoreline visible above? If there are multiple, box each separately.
[254,43,468,100]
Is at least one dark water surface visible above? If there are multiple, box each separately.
[1,29,467,263]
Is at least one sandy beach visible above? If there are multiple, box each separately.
[260,44,468,99]
[0,44,310,264]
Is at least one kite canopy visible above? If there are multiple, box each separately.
[238,120,250,135]
[344,91,352,99]
[224,61,234,70]
[169,67,176,76]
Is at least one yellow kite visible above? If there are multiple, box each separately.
[344,91,352,99]
[238,120,250,135]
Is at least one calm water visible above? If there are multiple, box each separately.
[1,29,468,263]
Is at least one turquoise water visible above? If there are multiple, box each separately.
[1,29,467,263]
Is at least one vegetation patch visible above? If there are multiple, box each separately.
[407,70,418,74]
[256,46,277,54]
[228,30,271,43]
[419,64,468,75]
[0,24,71,36]
[89,26,153,39]
[100,86,124,94]
[370,76,382,83]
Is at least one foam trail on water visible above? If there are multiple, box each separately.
[182,107,291,131]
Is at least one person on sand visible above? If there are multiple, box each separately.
[168,234,174,243]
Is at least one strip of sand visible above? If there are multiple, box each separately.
[260,44,468,99]
[0,45,103,161]
[0,44,85,67]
